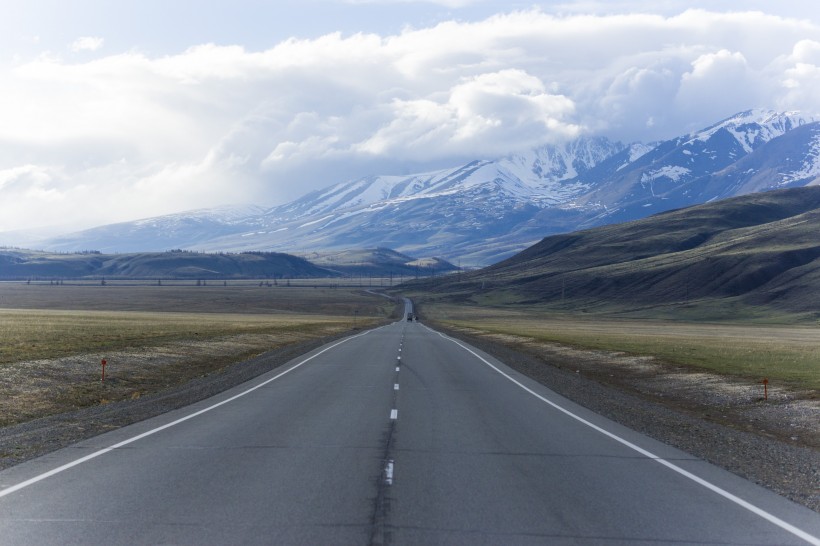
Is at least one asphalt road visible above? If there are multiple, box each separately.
[0,307,818,545]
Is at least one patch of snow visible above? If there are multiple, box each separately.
[640,166,691,183]
[779,131,820,185]
[689,109,816,152]
[628,143,654,162]
[299,215,334,228]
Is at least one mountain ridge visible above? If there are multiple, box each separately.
[34,110,820,266]
[0,247,457,280]
[406,185,820,321]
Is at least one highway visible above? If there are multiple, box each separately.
[0,302,818,545]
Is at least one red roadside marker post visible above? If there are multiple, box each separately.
[101,359,107,383]
[762,377,769,401]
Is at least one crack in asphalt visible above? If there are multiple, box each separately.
[369,326,403,546]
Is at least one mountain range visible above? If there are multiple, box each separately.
[39,109,820,266]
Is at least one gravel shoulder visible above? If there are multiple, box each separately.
[431,322,819,513]
[0,330,357,470]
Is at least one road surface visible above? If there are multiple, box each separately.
[0,304,818,545]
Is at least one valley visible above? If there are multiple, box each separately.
[3,5,820,542]
[1,111,818,524]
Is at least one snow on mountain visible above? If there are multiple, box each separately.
[46,204,265,253]
[779,125,820,185]
[36,111,820,265]
[267,136,623,223]
[568,110,818,221]
[688,109,814,153]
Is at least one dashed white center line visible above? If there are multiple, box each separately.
[390,409,398,420]
[395,366,400,372]
[385,460,394,485]
[394,383,399,390]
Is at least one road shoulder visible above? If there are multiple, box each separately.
[430,322,819,513]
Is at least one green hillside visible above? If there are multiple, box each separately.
[0,250,335,280]
[408,186,820,321]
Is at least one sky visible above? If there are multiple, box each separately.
[0,0,819,234]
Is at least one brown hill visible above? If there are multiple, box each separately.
[412,186,820,320]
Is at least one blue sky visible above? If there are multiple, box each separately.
[3,1,816,57]
[1,0,819,234]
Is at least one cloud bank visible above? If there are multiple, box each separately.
[1,9,819,233]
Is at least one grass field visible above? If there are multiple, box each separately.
[0,308,366,364]
[0,281,396,363]
[421,303,820,390]
[0,279,396,315]
[0,281,398,426]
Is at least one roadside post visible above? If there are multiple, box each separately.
[101,359,107,383]
[762,377,768,401]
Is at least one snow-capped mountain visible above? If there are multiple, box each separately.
[269,136,622,220]
[562,109,818,228]
[46,204,266,253]
[40,110,820,265]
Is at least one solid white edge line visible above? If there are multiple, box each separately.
[0,328,377,500]
[424,325,820,546]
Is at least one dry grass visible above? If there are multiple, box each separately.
[0,308,363,364]
[422,304,820,390]
[0,281,395,315]
[0,282,396,426]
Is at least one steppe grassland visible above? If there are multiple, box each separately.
[0,281,393,362]
[423,304,820,389]
[0,308,358,364]
[0,282,394,426]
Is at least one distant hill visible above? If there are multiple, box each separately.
[408,186,820,320]
[0,247,456,280]
[0,250,335,280]
[299,248,458,278]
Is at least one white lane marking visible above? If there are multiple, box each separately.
[397,355,401,361]
[395,366,400,372]
[394,384,400,390]
[424,325,820,546]
[390,409,398,420]
[0,329,376,500]
[385,460,394,485]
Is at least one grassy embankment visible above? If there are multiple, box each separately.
[0,281,397,426]
[421,303,820,390]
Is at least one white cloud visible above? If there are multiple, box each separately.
[1,8,819,234]
[70,36,104,52]
[353,69,579,158]
[675,49,762,126]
